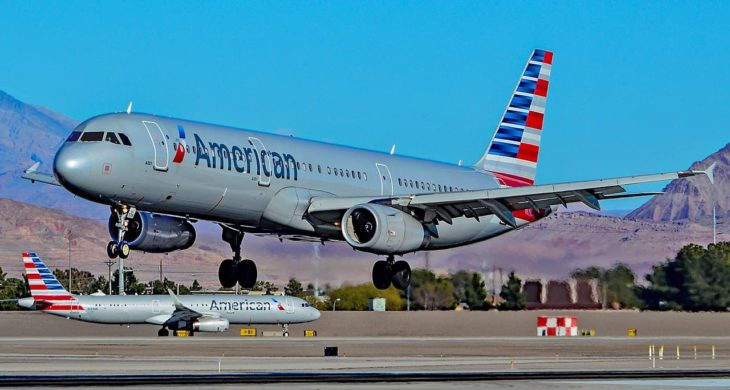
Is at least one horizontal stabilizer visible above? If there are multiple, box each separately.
[22,162,60,186]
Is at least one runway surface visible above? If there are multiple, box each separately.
[3,311,730,387]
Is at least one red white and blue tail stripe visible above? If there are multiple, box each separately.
[475,49,553,187]
[22,252,82,312]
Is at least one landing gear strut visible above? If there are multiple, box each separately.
[372,255,411,290]
[107,205,134,259]
[281,323,290,337]
[218,226,257,289]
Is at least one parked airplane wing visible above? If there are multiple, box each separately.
[161,288,202,324]
[308,165,716,227]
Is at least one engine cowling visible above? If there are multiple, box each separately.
[194,317,230,332]
[341,203,427,254]
[108,212,196,253]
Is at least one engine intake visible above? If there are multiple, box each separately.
[194,317,230,332]
[342,204,427,254]
[108,212,196,253]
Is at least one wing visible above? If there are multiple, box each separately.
[22,162,60,186]
[308,165,716,228]
[145,289,203,326]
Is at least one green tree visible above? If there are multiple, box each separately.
[0,267,29,311]
[450,270,488,310]
[190,279,202,292]
[498,271,525,310]
[111,269,146,295]
[409,269,455,310]
[252,280,276,293]
[572,263,640,309]
[328,283,404,311]
[285,278,304,298]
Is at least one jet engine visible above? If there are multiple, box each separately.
[194,317,230,332]
[341,203,427,254]
[108,212,196,253]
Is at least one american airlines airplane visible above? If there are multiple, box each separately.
[16,253,320,336]
[23,49,715,291]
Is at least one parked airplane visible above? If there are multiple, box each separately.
[23,49,715,291]
[16,253,320,336]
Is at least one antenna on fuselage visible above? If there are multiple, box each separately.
[126,101,133,114]
[390,144,396,155]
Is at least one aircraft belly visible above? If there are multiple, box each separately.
[428,216,511,248]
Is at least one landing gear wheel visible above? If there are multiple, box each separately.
[218,259,237,288]
[283,331,289,337]
[118,242,130,259]
[391,261,411,290]
[158,328,169,337]
[172,330,178,337]
[372,260,392,290]
[237,259,257,289]
[107,241,119,259]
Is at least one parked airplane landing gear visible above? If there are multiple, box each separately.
[107,205,134,259]
[158,328,169,337]
[219,226,257,289]
[372,256,411,290]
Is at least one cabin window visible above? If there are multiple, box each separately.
[80,131,104,142]
[308,163,313,172]
[186,145,190,153]
[363,172,367,181]
[105,132,120,144]
[415,181,419,189]
[339,168,344,177]
[334,168,338,176]
[438,184,442,192]
[318,165,322,174]
[327,166,331,175]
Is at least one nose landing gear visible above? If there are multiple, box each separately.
[218,226,258,289]
[372,255,411,290]
[107,205,134,259]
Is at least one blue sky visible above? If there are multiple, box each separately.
[1,1,728,210]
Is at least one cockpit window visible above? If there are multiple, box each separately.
[80,131,104,142]
[105,132,120,144]
[65,131,82,142]
[118,133,132,146]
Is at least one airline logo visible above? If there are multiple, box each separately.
[172,125,187,164]
[271,298,286,311]
[482,49,553,187]
[22,252,84,312]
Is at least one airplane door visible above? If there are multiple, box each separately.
[142,121,170,171]
[248,137,271,187]
[375,163,393,196]
[152,300,160,314]
[285,297,295,314]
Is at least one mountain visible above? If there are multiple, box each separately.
[0,90,105,219]
[627,143,729,222]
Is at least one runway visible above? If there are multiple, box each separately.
[3,312,730,387]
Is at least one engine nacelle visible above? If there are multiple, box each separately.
[108,212,196,253]
[341,203,427,254]
[194,317,230,332]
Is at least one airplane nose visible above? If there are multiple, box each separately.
[53,145,92,188]
[312,308,321,320]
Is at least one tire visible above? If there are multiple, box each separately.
[218,259,237,288]
[106,241,118,259]
[119,242,130,259]
[237,259,257,289]
[158,328,169,337]
[372,260,392,290]
[283,331,289,337]
[391,261,411,290]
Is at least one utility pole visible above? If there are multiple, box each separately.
[159,259,163,284]
[713,206,717,245]
[118,257,125,295]
[66,229,72,293]
[103,259,115,295]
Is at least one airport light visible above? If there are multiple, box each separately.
[332,298,341,311]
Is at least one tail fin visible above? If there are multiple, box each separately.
[22,252,73,303]
[474,49,553,187]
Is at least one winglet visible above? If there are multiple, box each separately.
[167,288,186,310]
[25,162,40,173]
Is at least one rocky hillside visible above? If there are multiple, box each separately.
[627,143,729,222]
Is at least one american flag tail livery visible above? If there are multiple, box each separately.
[474,49,552,188]
[22,252,80,312]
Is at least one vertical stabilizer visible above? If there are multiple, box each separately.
[22,252,75,309]
[474,49,553,187]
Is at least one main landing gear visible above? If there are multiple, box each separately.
[218,226,257,289]
[372,255,411,290]
[107,205,134,259]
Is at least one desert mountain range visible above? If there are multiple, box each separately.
[0,90,726,287]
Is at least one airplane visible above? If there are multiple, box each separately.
[22,49,715,291]
[16,252,321,336]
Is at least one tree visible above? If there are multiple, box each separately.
[53,268,102,295]
[572,263,640,309]
[285,278,304,298]
[409,269,455,310]
[190,279,202,292]
[498,271,525,310]
[252,280,276,293]
[111,269,146,295]
[0,267,28,311]
[328,283,404,311]
[450,270,488,310]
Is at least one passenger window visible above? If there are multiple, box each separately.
[116,133,131,146]
[327,167,331,175]
[186,145,190,153]
[65,131,82,142]
[358,172,361,180]
[438,184,442,192]
[339,168,344,176]
[334,168,338,176]
[415,181,420,189]
[80,131,104,142]
[427,183,431,191]
[346,170,350,178]
[318,165,322,174]
[363,172,367,181]
[309,163,313,172]
[398,178,402,186]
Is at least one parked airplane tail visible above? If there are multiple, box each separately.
[22,252,75,309]
[474,49,553,187]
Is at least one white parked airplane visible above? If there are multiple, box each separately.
[16,253,320,336]
[23,49,715,291]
